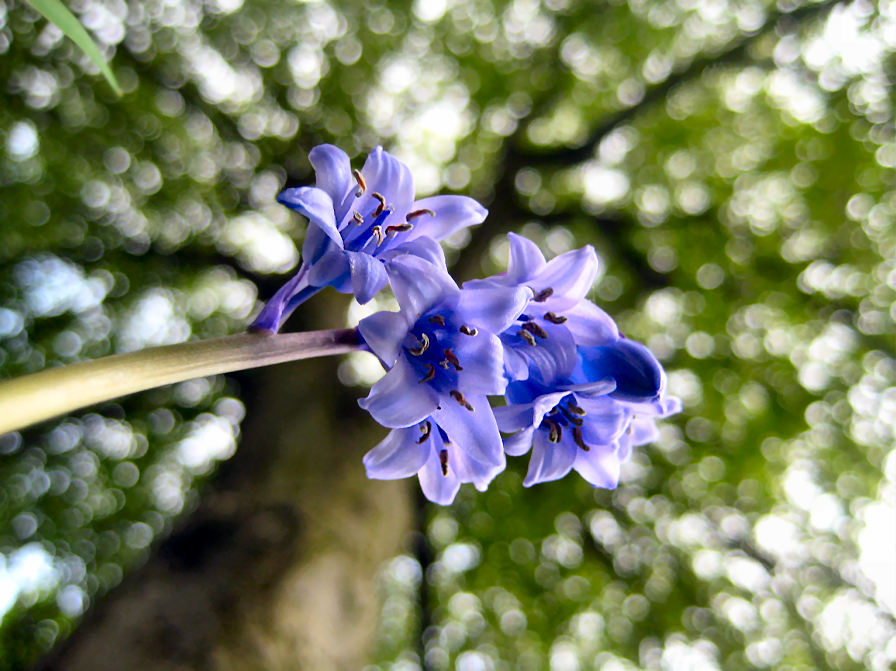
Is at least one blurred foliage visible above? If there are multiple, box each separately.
[0,0,894,668]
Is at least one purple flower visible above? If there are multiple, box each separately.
[356,255,531,503]
[495,338,680,488]
[251,145,487,333]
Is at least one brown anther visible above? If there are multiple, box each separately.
[428,315,446,326]
[449,390,474,411]
[352,169,367,196]
[545,418,562,443]
[385,223,414,236]
[567,402,586,416]
[627,423,634,436]
[548,407,559,415]
[443,348,463,371]
[439,449,449,476]
[518,329,537,346]
[416,421,432,444]
[352,211,364,225]
[532,287,554,302]
[459,325,478,336]
[372,192,387,217]
[371,225,384,246]
[523,321,548,339]
[407,208,435,221]
[544,312,567,324]
[572,427,590,451]
[409,333,430,356]
[419,364,436,384]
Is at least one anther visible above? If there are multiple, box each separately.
[352,211,364,225]
[439,449,449,476]
[450,390,474,411]
[548,407,559,415]
[419,364,436,384]
[372,192,387,217]
[572,427,590,451]
[352,169,367,196]
[627,423,634,436]
[407,208,435,221]
[443,348,463,371]
[385,223,414,236]
[532,287,554,302]
[545,418,562,443]
[409,333,430,356]
[417,421,432,444]
[518,330,537,346]
[428,315,445,326]
[544,312,567,324]
[371,225,384,246]
[567,402,586,416]
[438,360,450,369]
[459,325,478,336]
[523,321,548,339]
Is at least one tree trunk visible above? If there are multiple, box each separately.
[35,350,414,671]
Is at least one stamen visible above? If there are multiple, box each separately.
[409,333,430,356]
[419,364,436,384]
[443,348,463,371]
[544,312,567,324]
[523,321,548,339]
[560,406,584,427]
[417,421,432,444]
[545,418,562,443]
[518,330,537,346]
[548,407,559,415]
[567,402,586,416]
[459,325,478,336]
[352,211,364,225]
[532,287,554,302]
[439,449,449,476]
[572,427,590,451]
[626,423,634,436]
[352,169,366,197]
[428,315,446,326]
[449,390,474,411]
[407,208,435,221]
[371,225,384,246]
[372,192,387,217]
[438,360,450,369]
[385,223,414,236]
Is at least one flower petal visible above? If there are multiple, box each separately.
[493,403,534,433]
[560,378,616,396]
[385,236,447,269]
[404,195,487,242]
[573,444,620,489]
[307,250,350,288]
[532,391,570,428]
[577,339,664,404]
[358,147,416,219]
[576,395,630,445]
[503,346,530,382]
[418,451,462,505]
[503,427,534,456]
[309,144,355,224]
[506,232,546,284]
[363,427,429,479]
[454,332,506,396]
[433,393,503,467]
[278,187,343,248]
[630,418,659,446]
[359,310,409,365]
[359,356,440,428]
[250,265,310,333]
[534,245,598,302]
[562,300,619,346]
[386,255,458,324]
[504,320,577,384]
[455,286,532,335]
[523,430,576,486]
[346,251,389,304]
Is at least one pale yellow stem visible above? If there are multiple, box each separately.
[0,329,361,435]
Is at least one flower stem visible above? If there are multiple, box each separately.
[0,328,362,435]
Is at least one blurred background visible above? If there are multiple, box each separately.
[0,0,894,668]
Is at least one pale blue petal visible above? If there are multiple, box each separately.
[532,392,570,428]
[630,418,659,446]
[506,232,546,284]
[346,250,389,304]
[363,427,429,479]
[573,444,620,489]
[493,403,534,433]
[307,250,350,288]
[386,255,458,323]
[621,396,681,418]
[523,430,576,486]
[464,451,505,491]
[418,452,462,505]
[506,320,577,384]
[534,246,598,301]
[278,187,343,248]
[358,311,409,365]
[455,286,532,335]
[454,332,506,396]
[359,357,440,428]
[616,435,633,463]
[433,393,503,467]
[358,147,416,220]
[404,195,487,242]
[302,221,337,265]
[560,378,616,395]
[562,300,619,346]
[503,427,534,456]
[309,144,355,223]
[385,236,447,269]
[577,395,630,446]
[503,346,530,382]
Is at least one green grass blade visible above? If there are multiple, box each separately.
[26,0,122,95]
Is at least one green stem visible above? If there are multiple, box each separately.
[0,329,362,435]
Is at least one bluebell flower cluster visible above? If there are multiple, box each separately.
[258,146,680,505]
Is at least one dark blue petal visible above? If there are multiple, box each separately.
[577,339,664,404]
[307,250,350,288]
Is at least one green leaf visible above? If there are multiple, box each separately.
[25,0,122,96]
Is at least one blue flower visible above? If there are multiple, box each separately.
[495,329,681,488]
[251,145,487,333]
[356,255,531,503]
